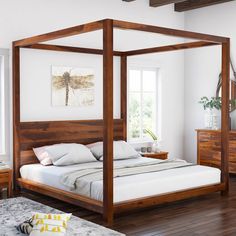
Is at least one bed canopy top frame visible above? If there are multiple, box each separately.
[13,19,230,225]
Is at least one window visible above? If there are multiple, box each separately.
[128,67,159,141]
[0,49,9,158]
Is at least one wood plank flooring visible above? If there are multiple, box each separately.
[7,176,236,235]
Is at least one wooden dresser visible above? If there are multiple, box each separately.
[196,129,236,174]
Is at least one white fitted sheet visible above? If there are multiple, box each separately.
[20,157,221,203]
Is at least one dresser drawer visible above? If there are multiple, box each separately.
[229,162,236,174]
[200,160,221,168]
[199,149,220,161]
[199,131,220,142]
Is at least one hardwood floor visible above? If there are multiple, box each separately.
[6,176,236,235]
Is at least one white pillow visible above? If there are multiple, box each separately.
[47,143,96,166]
[87,140,140,160]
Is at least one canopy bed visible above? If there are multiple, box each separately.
[13,19,230,225]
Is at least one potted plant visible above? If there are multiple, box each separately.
[143,129,160,153]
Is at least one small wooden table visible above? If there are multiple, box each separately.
[0,168,12,197]
[141,151,168,160]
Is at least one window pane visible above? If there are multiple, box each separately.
[143,70,156,92]
[142,92,156,138]
[129,70,141,92]
[0,56,4,154]
[128,92,141,139]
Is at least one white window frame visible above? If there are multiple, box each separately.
[127,66,161,143]
[0,49,9,160]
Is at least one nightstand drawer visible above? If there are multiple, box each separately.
[0,173,9,184]
[141,152,168,160]
[0,169,12,197]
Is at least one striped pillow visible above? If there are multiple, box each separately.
[29,212,72,236]
[16,218,33,234]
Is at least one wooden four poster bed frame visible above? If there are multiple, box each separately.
[13,19,230,225]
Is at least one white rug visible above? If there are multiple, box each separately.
[0,197,125,236]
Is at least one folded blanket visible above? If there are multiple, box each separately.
[60,159,194,198]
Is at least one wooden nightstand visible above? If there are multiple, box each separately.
[0,168,12,197]
[141,151,168,160]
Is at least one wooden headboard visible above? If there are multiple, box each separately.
[14,119,125,179]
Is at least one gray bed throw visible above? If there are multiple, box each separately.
[61,159,194,197]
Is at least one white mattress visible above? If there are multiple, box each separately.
[20,157,221,203]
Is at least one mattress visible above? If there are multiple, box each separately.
[20,157,221,203]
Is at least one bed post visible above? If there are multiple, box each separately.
[12,44,21,190]
[221,39,230,195]
[103,19,114,225]
[121,55,127,141]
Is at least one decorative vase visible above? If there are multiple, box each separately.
[204,109,213,129]
[212,113,218,130]
[204,109,218,130]
[152,140,160,153]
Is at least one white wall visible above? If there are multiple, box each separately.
[184,1,236,162]
[0,0,184,49]
[0,0,186,162]
[20,49,121,121]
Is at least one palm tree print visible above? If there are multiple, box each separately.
[52,69,94,106]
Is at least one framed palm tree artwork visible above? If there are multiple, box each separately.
[52,66,95,107]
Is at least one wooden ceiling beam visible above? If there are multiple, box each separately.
[175,0,234,12]
[150,0,185,7]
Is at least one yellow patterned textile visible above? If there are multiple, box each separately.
[29,212,72,236]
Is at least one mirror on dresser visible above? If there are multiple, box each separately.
[216,58,236,128]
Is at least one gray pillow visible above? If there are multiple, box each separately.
[47,143,97,166]
[87,140,140,160]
